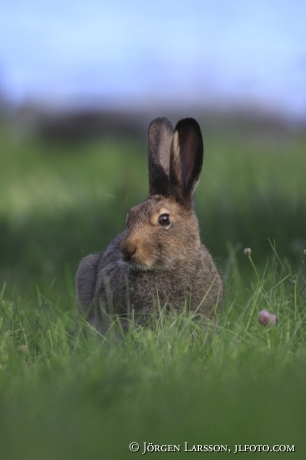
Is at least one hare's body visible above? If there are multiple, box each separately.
[76,118,223,331]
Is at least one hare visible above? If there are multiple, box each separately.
[76,117,223,331]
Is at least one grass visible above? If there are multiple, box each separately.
[0,117,306,458]
[0,254,306,458]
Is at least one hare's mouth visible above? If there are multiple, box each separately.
[121,255,153,271]
[126,260,152,271]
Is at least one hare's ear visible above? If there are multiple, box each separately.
[148,117,174,195]
[169,118,203,203]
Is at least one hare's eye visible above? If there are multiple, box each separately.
[158,213,170,227]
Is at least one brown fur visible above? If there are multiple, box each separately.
[76,117,223,332]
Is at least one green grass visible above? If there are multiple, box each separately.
[0,256,306,458]
[1,119,306,458]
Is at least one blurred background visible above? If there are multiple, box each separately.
[1,0,306,302]
[1,0,306,119]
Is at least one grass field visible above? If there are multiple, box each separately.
[1,115,306,459]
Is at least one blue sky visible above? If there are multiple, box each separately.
[1,0,306,118]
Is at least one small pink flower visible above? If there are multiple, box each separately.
[259,310,277,326]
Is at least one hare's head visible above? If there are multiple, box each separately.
[120,117,204,271]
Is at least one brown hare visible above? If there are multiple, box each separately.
[76,117,223,331]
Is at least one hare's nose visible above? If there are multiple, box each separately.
[120,240,137,261]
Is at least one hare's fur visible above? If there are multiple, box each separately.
[76,117,223,331]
